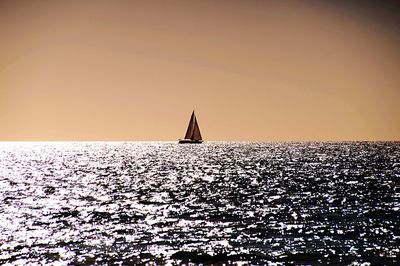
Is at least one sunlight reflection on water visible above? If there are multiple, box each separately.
[0,141,399,264]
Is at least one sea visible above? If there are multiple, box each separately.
[0,142,399,265]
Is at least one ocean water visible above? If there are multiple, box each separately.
[0,142,399,265]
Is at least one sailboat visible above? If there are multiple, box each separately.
[179,110,203,144]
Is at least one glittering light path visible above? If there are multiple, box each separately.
[0,142,399,264]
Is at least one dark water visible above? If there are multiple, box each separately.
[0,142,399,265]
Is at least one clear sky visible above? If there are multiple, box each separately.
[0,0,399,141]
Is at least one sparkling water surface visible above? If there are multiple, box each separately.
[0,142,399,265]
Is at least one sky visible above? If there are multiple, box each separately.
[0,0,399,141]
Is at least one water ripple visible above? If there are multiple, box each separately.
[0,141,399,264]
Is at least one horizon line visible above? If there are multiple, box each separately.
[0,140,399,143]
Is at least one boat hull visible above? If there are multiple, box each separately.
[178,139,203,144]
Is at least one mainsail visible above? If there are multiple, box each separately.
[183,111,202,141]
[192,117,202,141]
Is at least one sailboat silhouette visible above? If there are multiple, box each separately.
[179,110,203,144]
